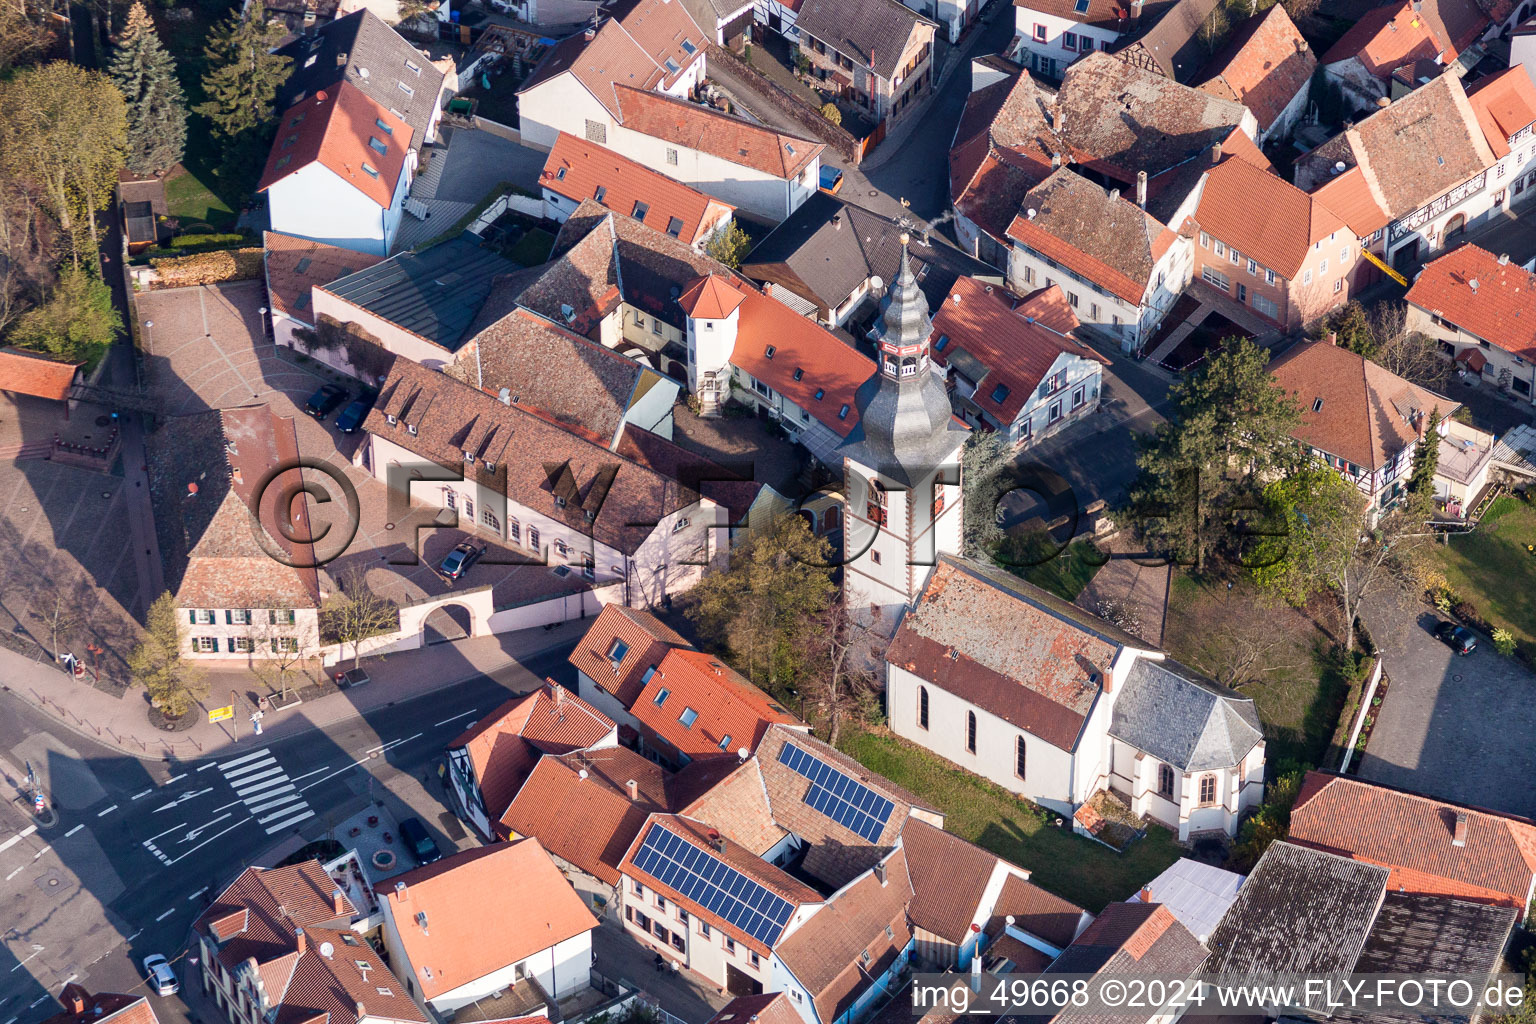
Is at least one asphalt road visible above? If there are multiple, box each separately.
[0,644,573,1024]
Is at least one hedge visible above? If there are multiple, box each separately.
[149,247,264,288]
[168,231,247,248]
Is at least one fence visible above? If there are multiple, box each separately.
[1338,658,1385,774]
[28,686,207,760]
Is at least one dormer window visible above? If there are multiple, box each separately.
[407,423,418,435]
[555,496,567,509]
[463,451,474,463]
[838,404,850,419]
[765,345,776,359]
[386,413,398,425]
[484,461,496,472]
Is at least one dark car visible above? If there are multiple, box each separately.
[439,541,484,580]
[335,396,375,433]
[305,383,348,419]
[1435,621,1477,655]
[399,817,442,865]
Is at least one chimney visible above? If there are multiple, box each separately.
[1050,152,1061,169]
[332,888,347,915]
[969,953,983,992]
[1416,410,1427,439]
[1109,188,1120,202]
[1499,253,1511,266]
[1136,170,1147,210]
[356,1001,366,1021]
[1139,886,1153,903]
[336,51,348,67]
[1328,331,1338,346]
[874,861,887,886]
[708,829,725,852]
[1452,812,1468,847]
[626,779,638,801]
[833,214,842,230]
[232,466,243,485]
[394,880,407,902]
[1210,141,1222,165]
[584,25,595,40]
[1129,0,1143,22]
[68,990,86,1015]
[294,927,306,955]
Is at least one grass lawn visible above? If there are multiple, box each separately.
[164,167,237,232]
[1432,495,1536,646]
[1163,572,1348,768]
[838,728,1179,912]
[996,534,1106,602]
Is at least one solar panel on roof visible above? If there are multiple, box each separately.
[635,824,796,946]
[777,742,893,842]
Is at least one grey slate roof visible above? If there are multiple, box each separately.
[276,10,445,150]
[1126,858,1244,943]
[1108,658,1262,772]
[1204,841,1388,1000]
[321,235,519,352]
[795,0,936,81]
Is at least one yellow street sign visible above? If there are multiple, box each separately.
[208,705,235,723]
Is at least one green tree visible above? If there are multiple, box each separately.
[960,428,1012,557]
[0,62,127,256]
[686,511,834,693]
[110,3,188,175]
[1405,408,1440,513]
[1229,761,1304,871]
[1323,301,1375,357]
[1126,337,1304,572]
[195,2,291,172]
[703,221,753,270]
[7,265,122,362]
[128,592,209,718]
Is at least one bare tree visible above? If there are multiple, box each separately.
[28,574,85,662]
[1370,303,1447,389]
[804,600,888,746]
[246,606,312,703]
[319,567,399,669]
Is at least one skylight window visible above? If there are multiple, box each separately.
[679,707,699,728]
[682,39,697,54]
[1313,397,1324,412]
[718,734,732,750]
[295,257,313,274]
[405,58,422,74]
[361,163,379,178]
[375,117,393,135]
[368,136,388,155]
[653,688,670,706]
[632,200,649,221]
[594,185,607,203]
[275,154,293,170]
[608,638,630,662]
[991,384,1010,404]
[934,333,949,351]
[814,388,825,400]
[556,166,567,180]
[666,216,684,237]
[282,134,299,149]
[398,81,415,97]
[664,58,681,73]
[765,345,776,359]
[839,404,850,419]
[793,367,804,381]
[1075,0,1090,11]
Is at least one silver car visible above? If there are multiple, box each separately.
[143,954,179,996]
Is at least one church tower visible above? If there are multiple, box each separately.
[837,235,968,632]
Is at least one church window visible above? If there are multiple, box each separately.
[918,686,929,729]
[965,711,977,753]
[1198,774,1217,805]
[1158,764,1175,798]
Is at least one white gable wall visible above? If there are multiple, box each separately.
[266,162,401,256]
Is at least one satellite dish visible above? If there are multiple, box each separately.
[319,942,335,959]
[578,769,589,780]
[1027,208,1038,219]
[736,746,749,760]
[870,276,885,292]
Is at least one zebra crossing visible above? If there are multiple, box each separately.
[218,748,316,834]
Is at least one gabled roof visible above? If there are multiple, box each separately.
[276,9,446,147]
[631,648,804,760]
[679,756,792,856]
[1126,858,1244,943]
[568,603,689,706]
[379,841,597,999]
[1115,0,1223,81]
[258,82,412,209]
[1006,168,1177,305]
[1197,5,1316,132]
[929,277,1103,423]
[1287,771,1536,909]
[986,874,1090,949]
[1320,1,1444,74]
[1466,66,1536,157]
[707,994,804,1024]
[194,860,353,971]
[613,85,824,180]
[1405,243,1536,361]
[949,71,1057,244]
[540,132,733,246]
[1047,902,1208,990]
[1417,0,1511,58]
[795,0,936,80]
[519,0,707,120]
[1311,165,1391,237]
[1269,340,1458,471]
[279,927,426,1024]
[1107,658,1262,772]
[320,234,519,352]
[42,988,158,1024]
[775,849,915,1024]
[0,347,81,401]
[263,231,383,322]
[901,818,1001,943]
[889,555,1142,751]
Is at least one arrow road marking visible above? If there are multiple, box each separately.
[154,787,214,813]
[179,813,232,844]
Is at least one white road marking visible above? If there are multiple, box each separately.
[188,887,208,901]
[9,949,41,971]
[126,930,142,941]
[27,997,47,1009]
[435,709,479,727]
[64,825,83,837]
[62,974,76,984]
[288,766,332,784]
[4,867,22,881]
[164,774,187,784]
[154,787,216,813]
[257,799,306,824]
[211,798,245,813]
[145,821,188,843]
[179,813,232,844]
[197,762,220,771]
[263,809,314,834]
[226,764,280,785]
[365,739,397,753]
[0,826,37,853]
[155,908,175,922]
[31,848,46,860]
[131,788,154,800]
[298,762,364,792]
[219,748,272,769]
[96,804,118,817]
[223,754,277,775]
[247,789,298,814]
[166,815,251,865]
[236,775,291,797]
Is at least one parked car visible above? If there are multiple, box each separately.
[1434,621,1477,655]
[142,955,179,996]
[439,541,484,580]
[819,165,844,194]
[304,383,348,419]
[399,817,442,864]
[334,395,375,433]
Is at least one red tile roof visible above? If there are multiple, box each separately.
[258,81,413,209]
[613,86,824,181]
[379,840,597,998]
[1466,66,1536,158]
[1195,155,1350,278]
[1311,165,1391,237]
[41,989,158,1024]
[568,603,689,707]
[1320,2,1444,75]
[280,927,427,1024]
[541,132,733,246]
[631,648,803,760]
[930,277,1103,423]
[679,273,747,319]
[708,994,804,1024]
[263,231,383,321]
[0,347,81,401]
[194,860,354,973]
[1406,243,1536,360]
[1288,771,1536,909]
[1197,5,1316,132]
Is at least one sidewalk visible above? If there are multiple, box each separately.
[2,621,585,762]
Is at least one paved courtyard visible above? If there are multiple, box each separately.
[1357,590,1536,819]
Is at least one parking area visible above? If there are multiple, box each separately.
[1357,592,1536,820]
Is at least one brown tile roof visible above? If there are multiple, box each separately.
[929,277,1103,423]
[194,860,353,973]
[1047,903,1208,1001]
[631,648,804,760]
[380,841,596,998]
[776,849,915,1024]
[1405,243,1536,360]
[1320,1,1444,73]
[795,0,936,81]
[1195,155,1350,278]
[988,934,1055,971]
[1311,166,1391,237]
[568,603,689,706]
[263,232,383,322]
[613,85,824,180]
[986,874,1089,947]
[518,0,707,119]
[679,273,747,319]
[258,81,413,209]
[1012,0,1161,30]
[365,358,703,555]
[680,756,791,856]
[453,307,651,448]
[42,988,158,1024]
[901,818,999,943]
[1466,66,1536,158]
[1269,339,1458,471]
[541,132,733,246]
[277,926,427,1024]
[450,683,616,823]
[1006,168,1177,305]
[619,813,824,955]
[1287,771,1536,909]
[515,217,624,339]
[1197,5,1315,132]
[889,555,1132,750]
[707,994,804,1024]
[1418,0,1510,58]
[614,423,767,527]
[0,347,81,401]
[1113,0,1222,80]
